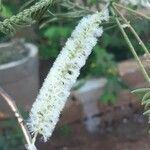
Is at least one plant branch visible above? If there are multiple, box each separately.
[113,2,150,21]
[0,87,33,149]
[112,4,150,58]
[111,7,150,84]
[64,0,94,13]
[0,0,54,34]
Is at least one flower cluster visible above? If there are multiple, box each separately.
[27,8,109,143]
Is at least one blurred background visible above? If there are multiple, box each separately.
[0,0,150,150]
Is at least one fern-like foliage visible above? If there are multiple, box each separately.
[132,88,150,121]
[0,0,53,34]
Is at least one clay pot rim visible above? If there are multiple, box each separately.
[0,42,38,70]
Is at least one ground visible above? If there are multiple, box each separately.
[38,111,150,150]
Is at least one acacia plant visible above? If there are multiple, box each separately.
[0,0,150,150]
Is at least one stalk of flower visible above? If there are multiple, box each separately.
[26,143,37,150]
[27,8,109,144]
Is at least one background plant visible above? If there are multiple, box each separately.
[0,0,150,149]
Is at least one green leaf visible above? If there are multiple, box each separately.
[142,99,150,105]
[1,5,12,18]
[142,91,150,102]
[144,100,150,109]
[143,109,150,115]
[99,76,127,104]
[132,88,150,94]
[44,26,72,39]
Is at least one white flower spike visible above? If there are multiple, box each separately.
[28,8,109,143]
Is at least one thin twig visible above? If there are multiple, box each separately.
[110,7,150,84]
[104,24,117,31]
[112,4,150,58]
[95,1,101,11]
[0,87,33,149]
[74,2,94,13]
[113,2,150,21]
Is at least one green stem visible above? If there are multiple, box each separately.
[68,1,94,13]
[111,7,150,84]
[0,0,1,6]
[113,2,150,21]
[112,4,150,58]
[104,24,117,31]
